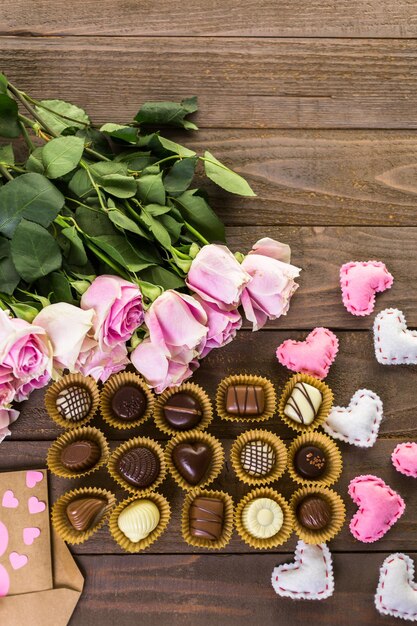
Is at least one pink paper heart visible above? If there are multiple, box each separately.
[392,442,417,478]
[26,470,44,489]
[340,261,394,316]
[2,490,19,509]
[23,527,41,546]
[28,496,46,515]
[0,563,10,597]
[276,327,339,379]
[349,475,405,543]
[9,551,28,570]
[0,521,8,558]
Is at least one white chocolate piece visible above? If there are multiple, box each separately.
[117,499,160,543]
[240,441,276,477]
[242,497,283,539]
[284,382,322,425]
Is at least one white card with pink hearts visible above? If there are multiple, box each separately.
[0,469,51,596]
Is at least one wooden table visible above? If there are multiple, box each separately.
[2,2,417,624]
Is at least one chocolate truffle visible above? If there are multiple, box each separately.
[66,497,107,531]
[294,445,327,479]
[56,385,91,421]
[240,441,276,477]
[242,497,283,539]
[225,385,265,417]
[172,442,212,485]
[284,382,322,426]
[117,499,160,543]
[163,392,202,430]
[117,447,160,488]
[189,496,224,541]
[297,495,331,530]
[60,439,100,472]
[111,385,147,422]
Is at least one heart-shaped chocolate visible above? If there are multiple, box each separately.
[172,442,212,485]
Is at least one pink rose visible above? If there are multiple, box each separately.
[248,237,291,263]
[241,245,301,331]
[75,337,129,382]
[195,296,242,358]
[186,244,251,311]
[14,372,52,402]
[0,407,19,443]
[81,275,144,349]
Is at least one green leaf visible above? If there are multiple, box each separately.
[90,234,155,272]
[100,123,138,144]
[0,173,65,238]
[0,74,8,94]
[139,210,171,248]
[35,99,90,135]
[174,189,225,242]
[97,173,137,198]
[107,210,150,239]
[144,204,171,217]
[26,147,45,174]
[61,226,88,266]
[137,172,165,205]
[135,96,198,130]
[159,214,182,242]
[0,237,20,294]
[115,150,156,171]
[157,136,196,158]
[11,219,62,282]
[0,144,14,165]
[49,272,75,304]
[8,302,40,323]
[140,266,185,290]
[42,136,84,178]
[203,151,255,197]
[0,94,21,138]
[75,206,117,236]
[164,156,197,193]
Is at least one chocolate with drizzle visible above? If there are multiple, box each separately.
[285,382,319,425]
[189,496,224,540]
[225,385,265,416]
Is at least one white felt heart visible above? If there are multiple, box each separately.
[271,541,334,600]
[374,308,417,365]
[322,389,383,448]
[375,553,417,621]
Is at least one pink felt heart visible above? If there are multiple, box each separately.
[392,442,417,478]
[23,527,41,546]
[340,261,394,316]
[0,563,10,597]
[9,551,28,570]
[0,521,8,558]
[2,490,19,509]
[276,327,339,379]
[26,470,44,489]
[348,475,405,543]
[28,496,46,515]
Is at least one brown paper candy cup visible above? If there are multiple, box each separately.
[47,426,110,479]
[181,488,234,550]
[230,429,287,487]
[109,492,171,553]
[287,431,343,488]
[278,373,333,433]
[45,373,99,429]
[235,487,293,549]
[153,382,213,436]
[165,431,224,491]
[216,374,276,423]
[291,485,346,544]
[100,372,154,430]
[107,436,166,496]
[51,487,116,545]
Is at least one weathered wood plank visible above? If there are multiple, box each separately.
[1,0,416,39]
[4,37,417,129]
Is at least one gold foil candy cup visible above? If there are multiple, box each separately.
[51,487,115,545]
[153,382,213,436]
[107,436,166,496]
[45,373,99,429]
[47,426,109,479]
[290,485,346,545]
[287,431,343,488]
[165,431,224,492]
[216,374,276,423]
[109,492,171,553]
[100,372,154,430]
[181,488,234,550]
[278,373,333,433]
[235,487,293,550]
[230,429,287,486]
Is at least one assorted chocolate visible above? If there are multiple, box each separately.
[225,384,265,417]
[284,382,322,426]
[294,445,327,479]
[163,392,203,430]
[189,495,224,541]
[60,439,100,472]
[111,385,147,422]
[66,496,107,531]
[296,495,331,531]
[240,441,276,477]
[117,499,160,542]
[172,441,212,485]
[117,447,160,488]
[242,497,283,539]
[56,385,92,421]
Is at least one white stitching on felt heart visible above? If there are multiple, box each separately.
[375,553,417,621]
[322,389,383,448]
[374,308,417,365]
[271,541,334,600]
[340,261,393,317]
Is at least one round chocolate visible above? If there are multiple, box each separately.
[117,447,160,488]
[163,393,202,430]
[111,385,147,422]
[60,440,100,471]
[56,385,91,421]
[294,445,327,479]
[296,495,331,530]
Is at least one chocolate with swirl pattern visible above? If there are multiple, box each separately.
[189,496,224,540]
[117,447,160,488]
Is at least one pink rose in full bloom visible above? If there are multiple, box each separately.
[14,372,52,402]
[0,407,19,443]
[81,275,144,349]
[75,337,129,382]
[241,240,301,331]
[195,296,242,358]
[131,290,208,393]
[248,237,291,263]
[186,244,251,311]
